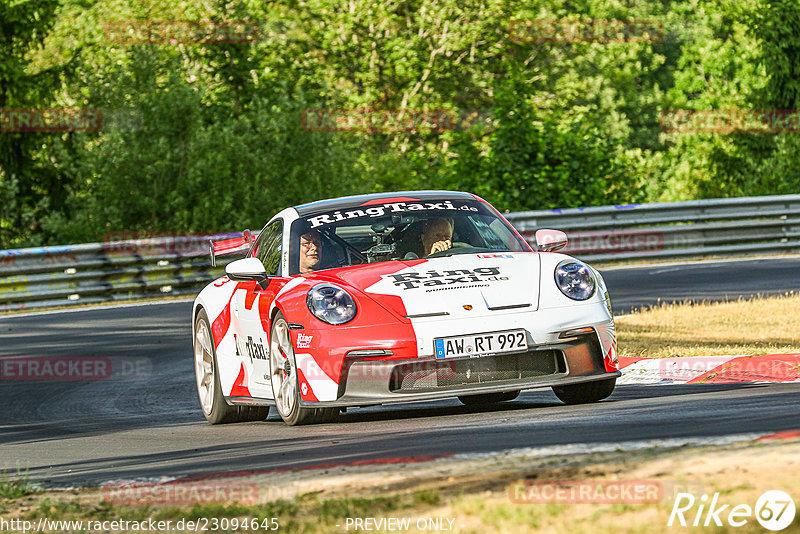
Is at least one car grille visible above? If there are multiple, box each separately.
[389,350,564,392]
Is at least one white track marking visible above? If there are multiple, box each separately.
[449,432,772,461]
[618,355,741,385]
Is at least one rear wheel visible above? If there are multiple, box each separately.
[552,378,616,405]
[458,390,520,406]
[194,308,270,424]
[270,312,337,425]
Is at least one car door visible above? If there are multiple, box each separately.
[232,219,284,392]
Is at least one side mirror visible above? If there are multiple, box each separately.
[535,229,568,252]
[226,257,268,285]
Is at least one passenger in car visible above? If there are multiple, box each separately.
[299,230,323,273]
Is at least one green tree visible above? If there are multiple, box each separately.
[704,0,800,198]
[0,0,65,248]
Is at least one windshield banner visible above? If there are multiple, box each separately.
[306,201,478,229]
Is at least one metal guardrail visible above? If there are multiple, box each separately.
[0,235,234,312]
[2,194,800,312]
[507,194,800,262]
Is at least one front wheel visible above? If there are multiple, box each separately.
[552,378,616,405]
[270,312,337,425]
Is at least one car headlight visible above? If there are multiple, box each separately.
[306,284,357,324]
[555,260,596,301]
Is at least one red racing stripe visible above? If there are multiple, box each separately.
[228,363,251,397]
[617,356,648,369]
[360,197,421,206]
[756,429,800,441]
[211,281,251,348]
[211,303,231,349]
[296,367,319,401]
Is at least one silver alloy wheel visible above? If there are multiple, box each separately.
[194,320,215,415]
[270,318,297,417]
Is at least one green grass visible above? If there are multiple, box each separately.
[0,470,39,499]
[318,495,403,518]
[34,498,83,516]
[412,490,441,506]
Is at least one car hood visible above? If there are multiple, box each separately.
[327,252,541,320]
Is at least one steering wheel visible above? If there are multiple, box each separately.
[426,242,475,258]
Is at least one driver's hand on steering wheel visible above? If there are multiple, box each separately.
[429,239,452,255]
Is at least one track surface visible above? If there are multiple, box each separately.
[1,256,799,487]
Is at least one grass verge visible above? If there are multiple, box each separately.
[617,292,800,358]
[2,440,799,533]
[0,470,39,499]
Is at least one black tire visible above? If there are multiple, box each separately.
[270,312,338,425]
[458,390,520,406]
[311,407,340,424]
[194,308,270,424]
[552,377,616,405]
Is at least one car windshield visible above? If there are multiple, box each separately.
[288,198,530,275]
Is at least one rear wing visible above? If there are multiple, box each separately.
[209,229,252,267]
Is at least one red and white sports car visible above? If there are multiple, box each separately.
[192,191,619,425]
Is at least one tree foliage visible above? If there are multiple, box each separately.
[0,0,65,246]
[0,0,797,247]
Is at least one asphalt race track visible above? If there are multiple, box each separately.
[604,255,800,313]
[1,256,799,487]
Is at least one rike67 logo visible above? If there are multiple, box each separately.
[669,490,796,531]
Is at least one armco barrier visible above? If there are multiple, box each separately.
[0,234,238,312]
[507,194,800,262]
[1,194,800,311]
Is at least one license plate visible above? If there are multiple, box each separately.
[434,329,527,359]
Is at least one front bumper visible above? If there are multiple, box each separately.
[300,333,618,408]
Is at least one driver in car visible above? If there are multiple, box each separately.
[299,230,323,273]
[421,218,454,256]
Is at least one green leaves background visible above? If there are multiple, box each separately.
[1,0,798,247]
